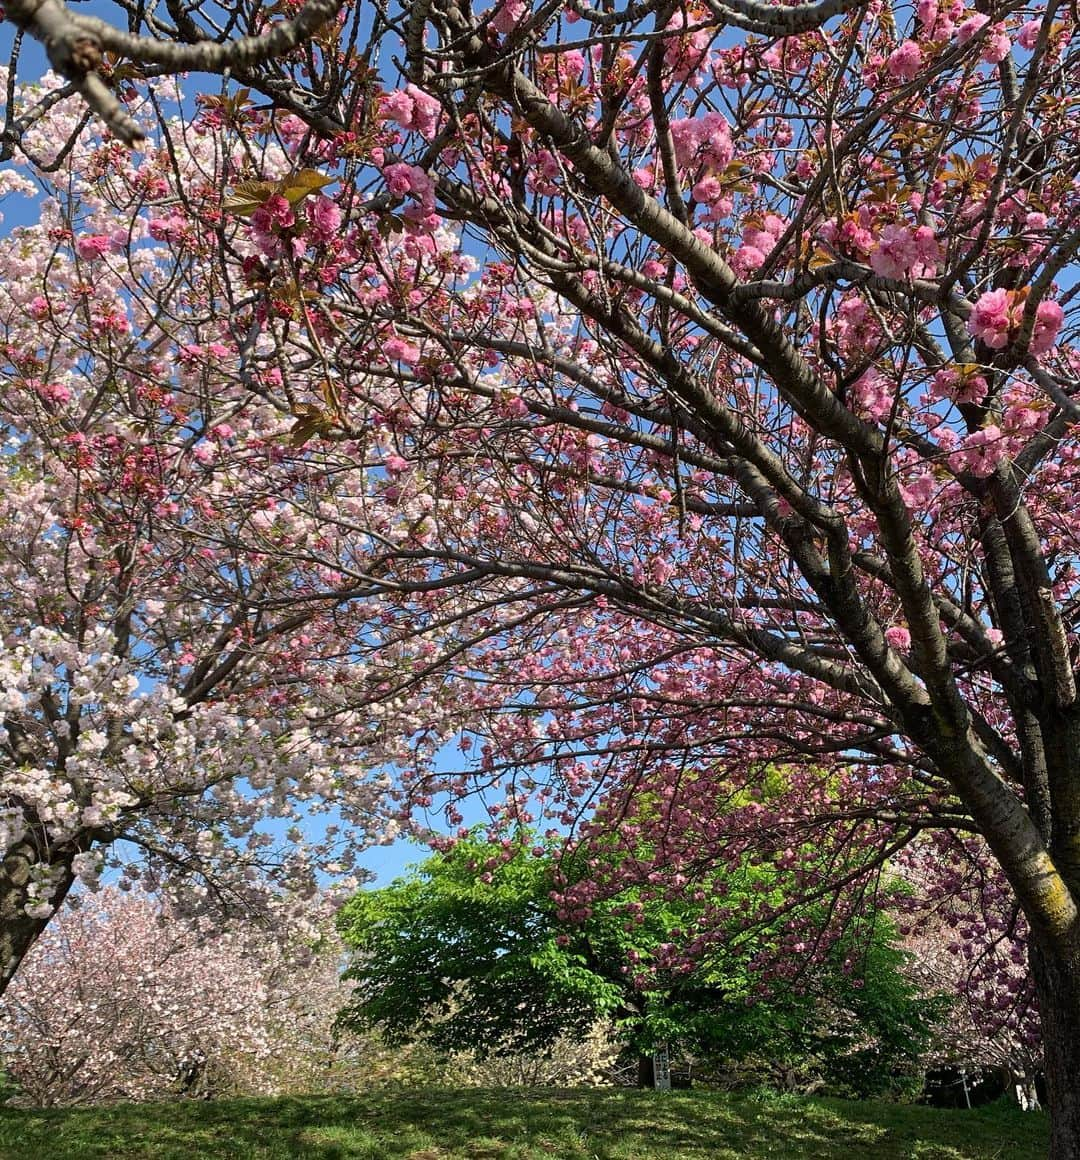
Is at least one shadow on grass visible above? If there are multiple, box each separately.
[0,1088,1050,1160]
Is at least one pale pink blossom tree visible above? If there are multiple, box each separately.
[0,76,473,991]
[0,887,354,1104]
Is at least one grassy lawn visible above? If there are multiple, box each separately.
[0,1088,1048,1160]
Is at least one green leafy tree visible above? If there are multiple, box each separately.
[336,833,934,1095]
[336,834,623,1059]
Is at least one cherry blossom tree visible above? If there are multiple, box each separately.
[277,3,1077,1150]
[0,72,475,992]
[0,886,359,1104]
[906,921,1042,1108]
[898,841,1043,1107]
[4,0,1080,1152]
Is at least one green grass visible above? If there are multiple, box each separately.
[0,1088,1048,1160]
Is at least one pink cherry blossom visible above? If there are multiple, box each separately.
[732,244,767,276]
[148,213,188,243]
[691,174,723,204]
[884,625,912,651]
[384,336,422,364]
[967,288,1012,348]
[664,11,711,82]
[1029,299,1064,355]
[1017,19,1042,50]
[381,84,442,139]
[490,0,527,34]
[870,223,920,279]
[381,88,416,128]
[967,289,1065,354]
[953,425,1006,476]
[307,194,342,242]
[35,381,72,407]
[956,12,989,44]
[382,163,436,212]
[980,23,1011,63]
[668,112,733,171]
[74,235,114,262]
[254,193,296,230]
[852,368,894,421]
[886,41,924,80]
[0,889,355,1103]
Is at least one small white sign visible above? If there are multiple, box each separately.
[653,1044,671,1091]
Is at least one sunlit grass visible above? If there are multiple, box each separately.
[0,1088,1048,1159]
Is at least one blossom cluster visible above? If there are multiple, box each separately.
[968,288,1064,355]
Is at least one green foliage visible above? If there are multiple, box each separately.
[0,1069,21,1106]
[693,930,942,1100]
[0,1089,1049,1160]
[336,833,936,1096]
[335,835,624,1057]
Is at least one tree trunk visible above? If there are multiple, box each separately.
[0,838,77,996]
[1011,1073,1040,1112]
[637,1053,655,1088]
[1031,941,1080,1159]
